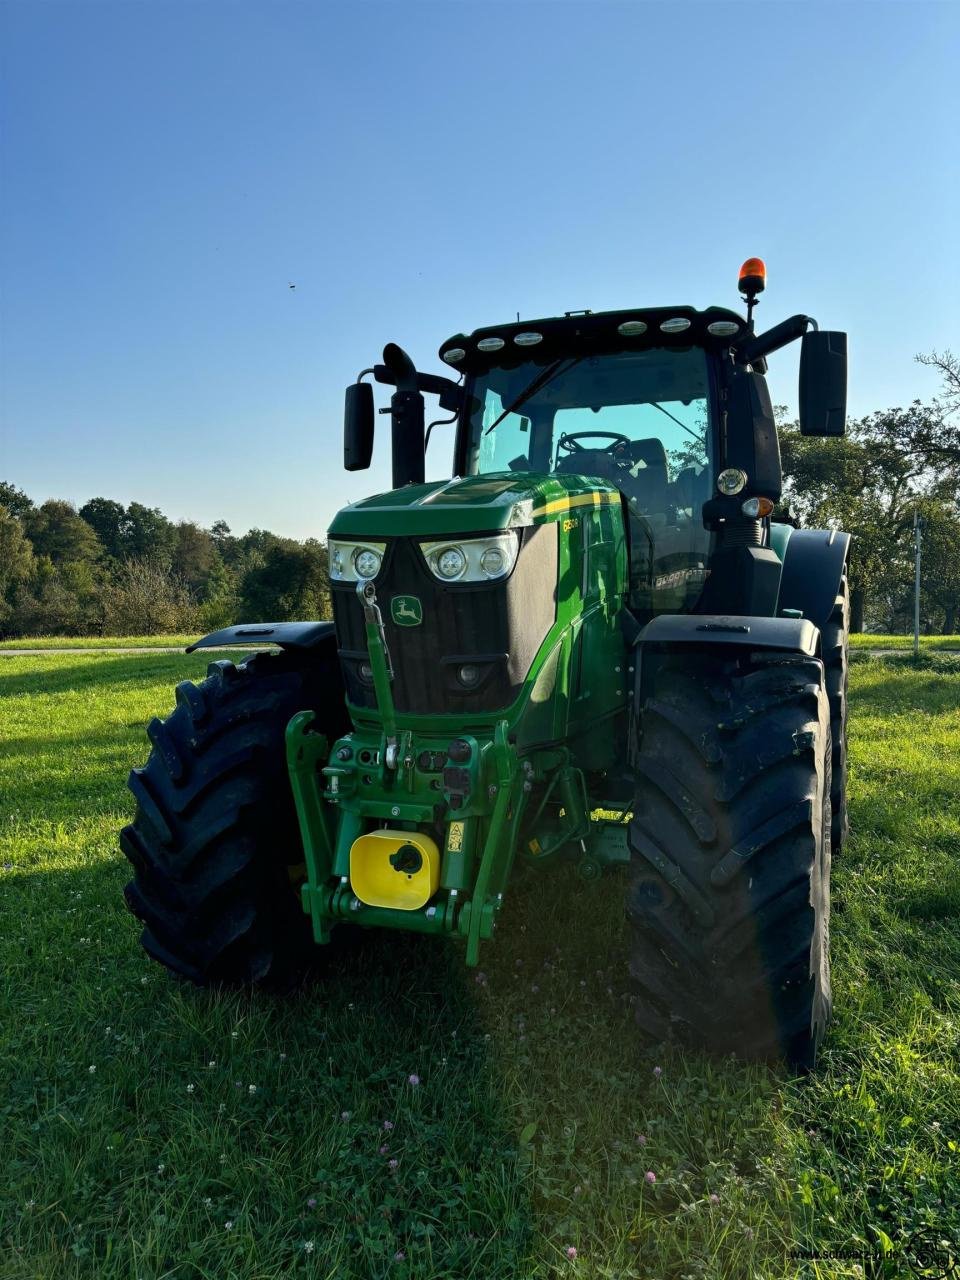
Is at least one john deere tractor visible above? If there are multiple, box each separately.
[122,260,850,1067]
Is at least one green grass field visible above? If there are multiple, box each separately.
[0,636,201,650]
[849,635,960,651]
[2,652,959,1279]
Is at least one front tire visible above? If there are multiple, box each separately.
[821,574,850,854]
[121,650,347,988]
[627,652,832,1068]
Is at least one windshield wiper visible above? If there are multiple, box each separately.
[649,400,702,442]
[484,356,584,435]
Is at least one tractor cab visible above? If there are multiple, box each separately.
[344,271,848,622]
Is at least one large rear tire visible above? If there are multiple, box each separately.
[121,649,348,988]
[821,574,850,854]
[627,651,832,1068]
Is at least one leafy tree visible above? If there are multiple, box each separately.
[9,577,88,636]
[79,497,127,560]
[917,499,960,633]
[780,403,960,632]
[23,499,103,566]
[101,558,196,634]
[916,348,960,421]
[237,538,330,621]
[0,510,35,631]
[0,481,34,519]
[121,502,177,563]
[0,509,34,593]
[171,521,221,598]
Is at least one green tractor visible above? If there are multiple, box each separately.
[122,259,849,1068]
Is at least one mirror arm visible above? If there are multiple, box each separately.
[737,314,814,365]
[373,364,461,400]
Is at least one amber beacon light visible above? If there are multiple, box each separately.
[738,257,766,325]
[738,257,767,298]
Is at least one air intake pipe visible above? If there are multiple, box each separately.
[382,344,425,488]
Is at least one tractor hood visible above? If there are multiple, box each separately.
[328,472,621,538]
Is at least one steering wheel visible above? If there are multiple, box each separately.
[555,431,657,570]
[557,431,632,456]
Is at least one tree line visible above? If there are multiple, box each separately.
[0,484,333,637]
[1,351,957,637]
[778,349,960,633]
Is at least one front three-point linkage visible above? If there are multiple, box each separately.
[356,580,400,774]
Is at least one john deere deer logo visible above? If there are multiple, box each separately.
[391,595,423,627]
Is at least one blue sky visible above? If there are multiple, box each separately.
[1,0,957,539]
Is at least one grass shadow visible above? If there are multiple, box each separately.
[0,651,213,699]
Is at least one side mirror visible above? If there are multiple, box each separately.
[344,381,374,471]
[799,331,847,437]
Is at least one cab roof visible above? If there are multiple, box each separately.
[439,305,748,374]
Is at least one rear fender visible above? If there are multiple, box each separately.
[776,528,850,628]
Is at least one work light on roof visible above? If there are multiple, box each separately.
[618,320,648,336]
[707,320,741,337]
[514,332,543,347]
[660,317,691,334]
[443,348,466,364]
[477,337,505,352]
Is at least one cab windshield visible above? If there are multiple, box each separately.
[464,346,715,612]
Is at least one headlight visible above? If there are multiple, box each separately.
[354,548,381,579]
[328,539,386,583]
[717,468,748,496]
[436,546,466,579]
[419,532,520,584]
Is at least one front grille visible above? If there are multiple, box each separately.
[332,525,558,715]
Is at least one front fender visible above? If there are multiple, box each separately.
[637,613,819,657]
[185,621,337,654]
